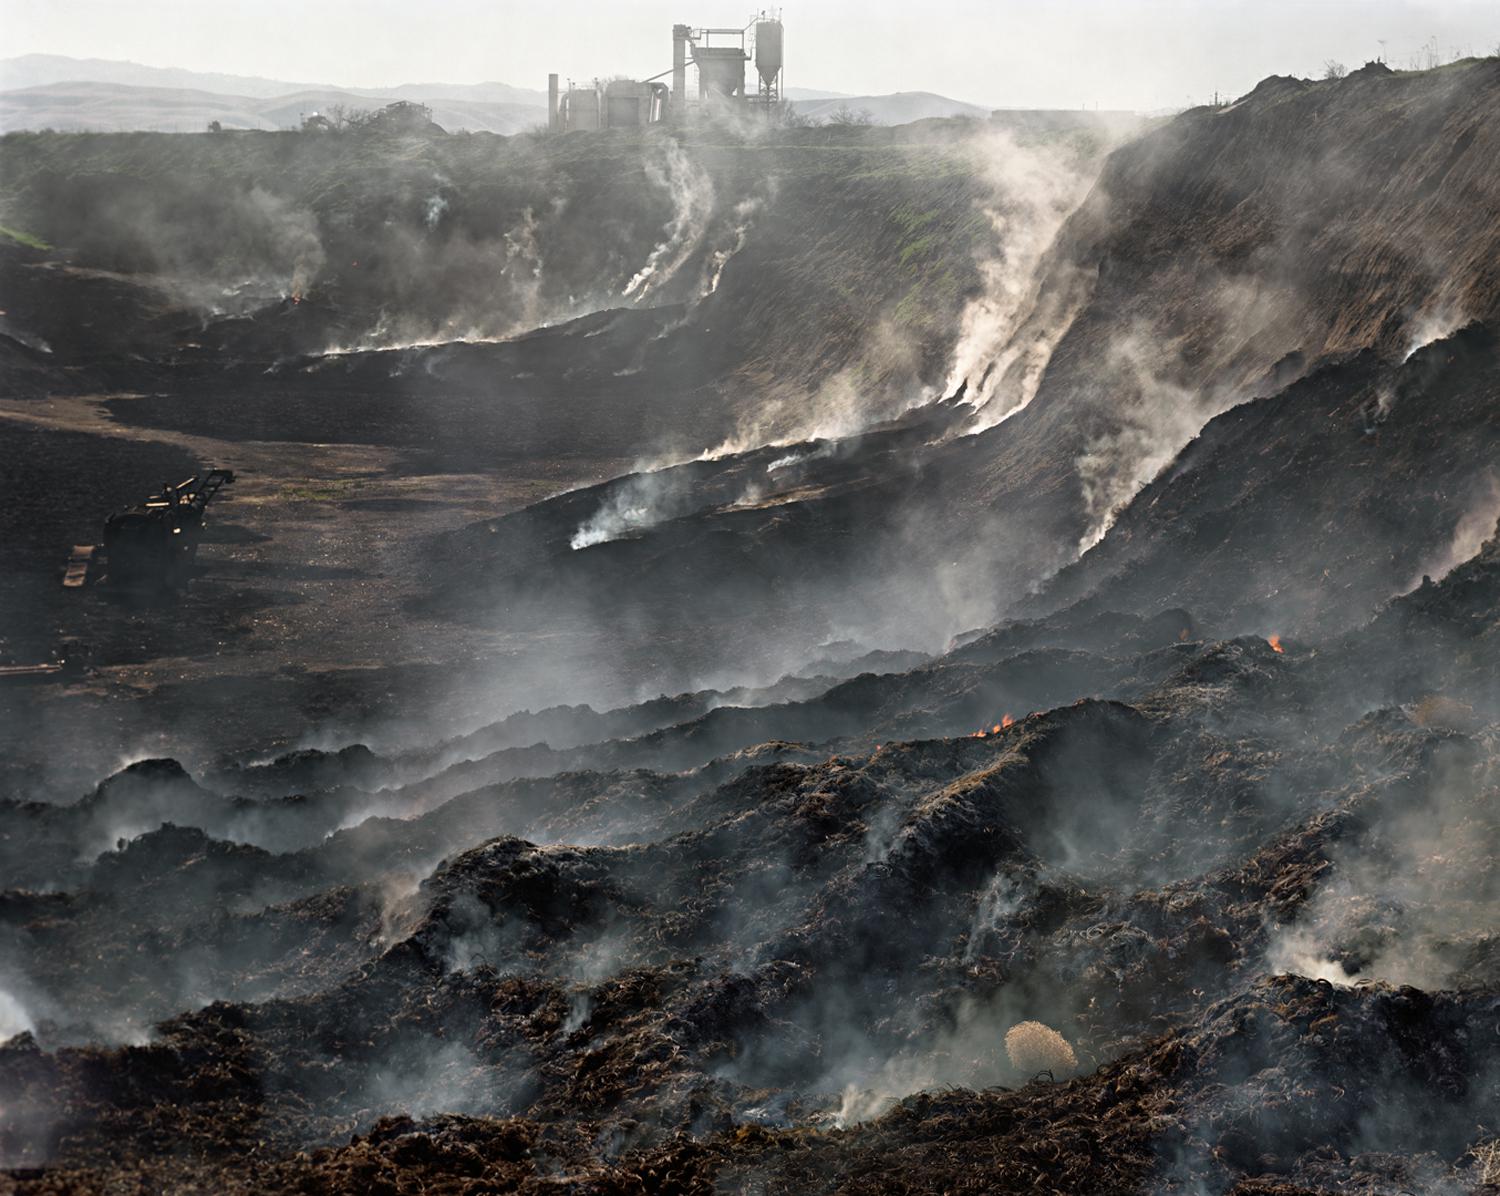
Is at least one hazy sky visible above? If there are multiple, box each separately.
[6,0,1498,109]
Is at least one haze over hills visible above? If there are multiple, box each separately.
[0,56,554,134]
[0,53,997,133]
[0,80,551,136]
[0,54,549,105]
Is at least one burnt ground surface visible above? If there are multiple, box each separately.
[2,63,1500,1196]
[3,545,1498,1194]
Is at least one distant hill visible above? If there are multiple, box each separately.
[0,80,548,135]
[0,53,331,98]
[0,55,997,133]
[0,54,548,106]
[790,91,992,124]
[783,86,850,101]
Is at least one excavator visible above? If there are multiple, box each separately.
[103,469,235,588]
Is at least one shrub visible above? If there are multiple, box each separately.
[1005,1020,1078,1076]
[1471,1140,1500,1184]
[825,103,875,127]
[1411,694,1478,730]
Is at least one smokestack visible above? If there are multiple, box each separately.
[548,73,560,133]
[672,25,690,122]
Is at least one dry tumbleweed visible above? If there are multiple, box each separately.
[1004,1020,1078,1076]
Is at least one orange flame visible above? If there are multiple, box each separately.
[1268,634,1285,654]
[971,714,1017,739]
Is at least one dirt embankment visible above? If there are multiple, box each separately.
[396,61,1500,682]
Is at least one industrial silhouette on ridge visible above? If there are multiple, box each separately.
[548,11,785,132]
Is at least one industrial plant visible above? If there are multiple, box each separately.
[547,12,784,132]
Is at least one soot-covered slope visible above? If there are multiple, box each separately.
[917,58,1500,590]
[1030,323,1500,636]
[413,59,1500,679]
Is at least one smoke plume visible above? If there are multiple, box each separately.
[943,129,1107,426]
[623,140,715,301]
[570,468,693,550]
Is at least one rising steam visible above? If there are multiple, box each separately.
[943,130,1104,428]
[701,197,763,297]
[1074,329,1209,553]
[0,989,35,1041]
[1403,299,1469,361]
[570,469,692,550]
[623,140,715,301]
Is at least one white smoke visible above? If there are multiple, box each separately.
[1074,329,1209,553]
[245,186,325,298]
[766,446,832,474]
[623,140,715,301]
[1406,476,1500,590]
[570,469,691,550]
[0,988,35,1041]
[942,130,1106,428]
[1071,263,1297,553]
[316,200,573,355]
[962,869,1035,964]
[1403,300,1468,361]
[500,204,548,329]
[693,314,933,461]
[960,261,1096,435]
[441,893,528,974]
[356,1039,515,1120]
[832,995,1077,1127]
[1264,751,1492,992]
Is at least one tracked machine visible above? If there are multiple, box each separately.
[103,469,235,588]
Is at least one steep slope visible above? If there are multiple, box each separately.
[0,114,1126,787]
[0,123,1014,400]
[945,58,1500,538]
[411,59,1500,666]
[1029,323,1500,636]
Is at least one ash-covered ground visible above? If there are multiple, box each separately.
[2,60,1499,1195]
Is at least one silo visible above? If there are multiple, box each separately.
[755,19,783,92]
